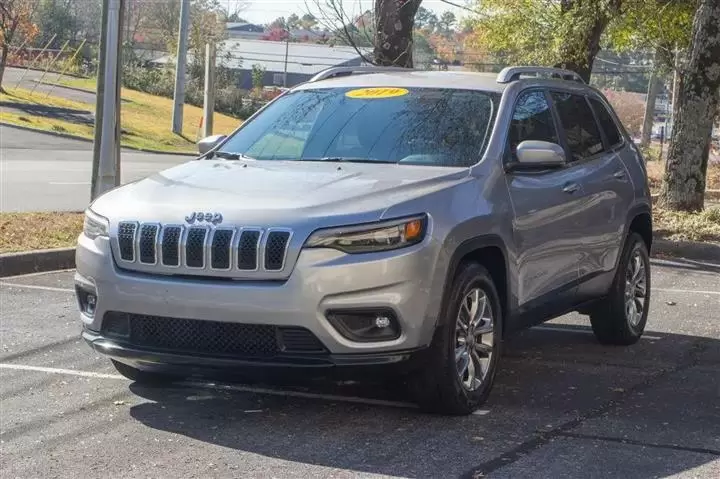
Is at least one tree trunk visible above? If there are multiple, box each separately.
[640,49,663,148]
[555,0,622,83]
[373,0,422,67]
[0,42,9,93]
[659,0,720,212]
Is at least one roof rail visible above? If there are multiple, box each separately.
[496,66,585,84]
[309,66,412,83]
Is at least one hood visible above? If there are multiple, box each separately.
[91,159,470,225]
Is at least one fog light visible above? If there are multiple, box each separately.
[326,309,400,342]
[375,315,391,329]
[85,294,97,316]
[75,285,98,318]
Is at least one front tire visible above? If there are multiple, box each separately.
[590,232,651,345]
[411,262,502,415]
[111,359,180,385]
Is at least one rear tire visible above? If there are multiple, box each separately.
[111,360,180,385]
[590,232,651,345]
[411,262,502,415]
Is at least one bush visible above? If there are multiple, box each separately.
[120,63,263,120]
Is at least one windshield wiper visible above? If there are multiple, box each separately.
[301,157,396,164]
[209,151,255,161]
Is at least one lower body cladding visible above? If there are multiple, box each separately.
[75,234,439,377]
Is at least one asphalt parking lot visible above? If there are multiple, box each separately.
[1,258,718,478]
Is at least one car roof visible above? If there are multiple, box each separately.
[293,70,508,93]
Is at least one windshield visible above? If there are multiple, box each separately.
[216,87,499,167]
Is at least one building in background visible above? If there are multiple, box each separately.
[226,22,265,40]
[152,39,370,89]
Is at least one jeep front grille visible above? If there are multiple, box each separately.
[115,222,293,277]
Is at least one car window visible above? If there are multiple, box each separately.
[506,90,558,161]
[217,87,499,167]
[551,92,604,161]
[589,98,623,147]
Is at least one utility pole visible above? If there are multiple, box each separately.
[92,0,124,200]
[283,30,289,87]
[202,43,216,138]
[91,0,109,200]
[172,0,191,134]
[640,48,662,149]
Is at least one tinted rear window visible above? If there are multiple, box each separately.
[590,98,623,147]
[217,87,498,167]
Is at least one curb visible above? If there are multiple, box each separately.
[8,65,87,78]
[651,238,720,263]
[0,248,76,278]
[0,122,196,157]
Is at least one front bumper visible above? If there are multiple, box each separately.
[75,232,441,357]
[83,329,425,373]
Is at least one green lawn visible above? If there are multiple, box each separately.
[0,83,242,153]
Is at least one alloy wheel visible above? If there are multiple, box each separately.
[455,287,494,391]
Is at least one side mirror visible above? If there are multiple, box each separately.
[197,134,227,154]
[514,140,566,168]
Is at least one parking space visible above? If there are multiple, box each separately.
[1,259,718,478]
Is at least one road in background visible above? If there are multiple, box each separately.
[1,67,97,104]
[0,258,718,477]
[0,125,192,212]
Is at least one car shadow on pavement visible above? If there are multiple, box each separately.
[125,326,720,478]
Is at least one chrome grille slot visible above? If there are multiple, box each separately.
[210,228,234,270]
[113,222,293,277]
[265,231,291,271]
[118,222,137,262]
[138,224,159,264]
[237,230,261,270]
[161,226,182,266]
[185,227,208,268]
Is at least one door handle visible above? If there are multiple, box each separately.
[562,183,580,194]
[613,170,626,179]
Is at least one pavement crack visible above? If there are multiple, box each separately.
[555,431,720,456]
[461,338,710,478]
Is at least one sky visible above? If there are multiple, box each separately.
[229,1,466,26]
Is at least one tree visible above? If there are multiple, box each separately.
[287,13,301,30]
[374,0,423,66]
[659,0,720,211]
[415,6,438,31]
[269,16,288,30]
[35,0,79,48]
[311,0,423,67]
[300,13,318,30]
[438,11,456,36]
[0,0,39,93]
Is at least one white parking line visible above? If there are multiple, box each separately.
[0,363,418,409]
[0,363,123,379]
[48,182,90,185]
[655,288,720,296]
[0,282,74,293]
[534,326,662,340]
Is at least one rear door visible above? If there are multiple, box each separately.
[549,91,635,300]
[505,89,586,317]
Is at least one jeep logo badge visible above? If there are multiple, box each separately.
[185,212,223,225]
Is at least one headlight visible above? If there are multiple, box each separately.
[83,209,109,239]
[305,215,427,254]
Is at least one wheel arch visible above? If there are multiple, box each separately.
[627,207,653,252]
[437,235,511,336]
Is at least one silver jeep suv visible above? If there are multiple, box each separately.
[76,66,653,415]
